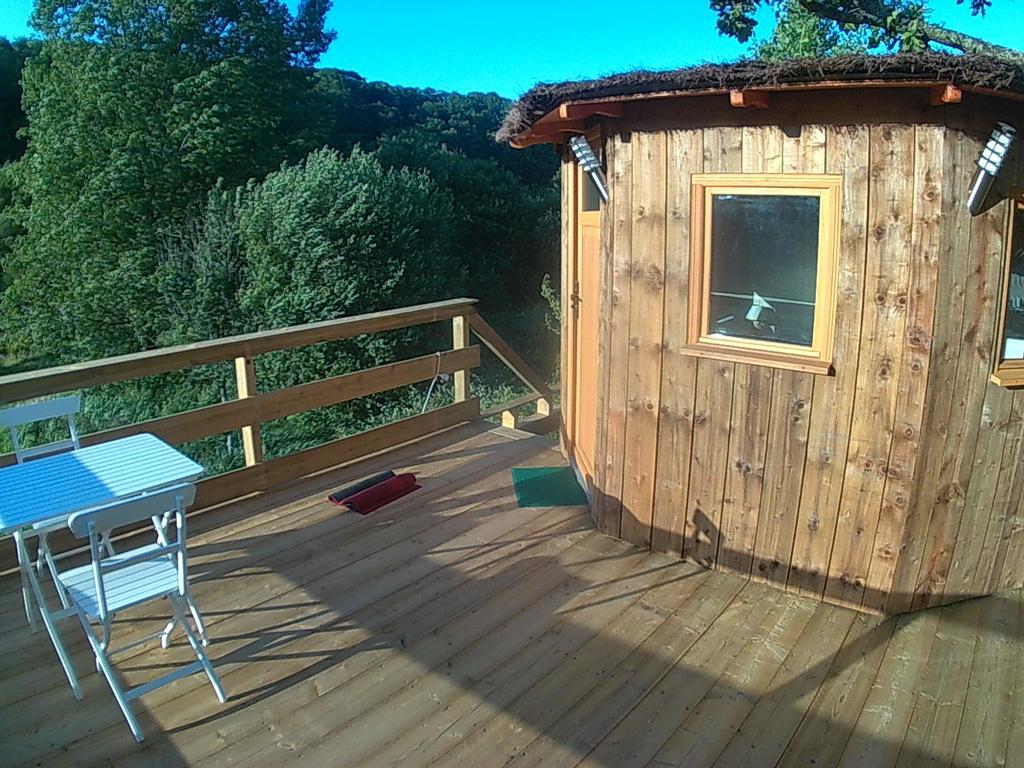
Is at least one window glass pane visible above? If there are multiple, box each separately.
[1003,204,1024,360]
[708,194,820,347]
[581,171,601,211]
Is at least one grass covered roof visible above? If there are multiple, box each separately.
[497,52,1024,143]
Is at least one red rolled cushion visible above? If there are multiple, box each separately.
[327,473,395,507]
[341,473,419,515]
[328,470,396,506]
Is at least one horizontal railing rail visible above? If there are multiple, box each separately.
[46,346,481,454]
[0,298,478,403]
[0,297,557,575]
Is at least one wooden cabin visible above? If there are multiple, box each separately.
[499,52,1024,614]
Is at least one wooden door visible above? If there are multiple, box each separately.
[570,158,602,486]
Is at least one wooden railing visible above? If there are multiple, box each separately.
[0,298,556,515]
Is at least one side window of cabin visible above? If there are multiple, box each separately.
[992,194,1024,386]
[686,174,842,374]
[580,170,602,212]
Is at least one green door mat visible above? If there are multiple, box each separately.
[511,466,589,507]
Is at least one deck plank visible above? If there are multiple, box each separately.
[777,613,897,766]
[571,582,783,768]
[709,599,858,768]
[1,425,1021,768]
[72,526,592,763]
[1004,590,1024,765]
[952,588,1020,767]
[363,564,717,768]
[5,429,565,763]
[892,598,983,768]
[427,570,749,768]
[643,594,819,768]
[0,422,518,646]
[41,505,593,767]
[283,553,706,767]
[474,571,748,768]
[202,529,614,767]
[837,610,941,767]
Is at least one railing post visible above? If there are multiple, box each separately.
[233,354,264,467]
[452,315,471,403]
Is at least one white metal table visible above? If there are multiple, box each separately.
[0,433,203,698]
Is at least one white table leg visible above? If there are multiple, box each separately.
[13,531,38,633]
[13,530,81,700]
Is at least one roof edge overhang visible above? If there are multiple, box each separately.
[508,79,1024,148]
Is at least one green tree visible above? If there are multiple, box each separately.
[755,1,878,59]
[0,164,21,295]
[157,185,246,345]
[310,70,561,374]
[237,147,463,345]
[2,0,333,361]
[0,38,34,165]
[0,3,562,471]
[66,147,468,470]
[375,131,558,317]
[30,0,333,64]
[314,69,557,188]
[231,147,466,452]
[712,0,1024,61]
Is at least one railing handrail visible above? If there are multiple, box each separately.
[0,296,555,494]
[0,297,559,575]
[0,298,478,404]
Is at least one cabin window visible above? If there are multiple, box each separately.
[580,171,602,212]
[686,174,841,374]
[992,193,1024,387]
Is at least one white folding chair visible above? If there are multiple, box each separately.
[57,483,226,742]
[0,395,82,463]
[0,396,92,622]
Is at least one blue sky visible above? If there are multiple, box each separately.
[1,1,1021,97]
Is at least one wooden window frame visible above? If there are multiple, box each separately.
[991,190,1024,387]
[684,173,842,375]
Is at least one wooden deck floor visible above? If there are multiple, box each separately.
[1,422,1021,768]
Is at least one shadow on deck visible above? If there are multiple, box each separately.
[0,421,1020,768]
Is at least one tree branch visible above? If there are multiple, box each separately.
[922,21,1024,63]
[800,0,1024,63]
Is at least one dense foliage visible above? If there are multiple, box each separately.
[0,38,32,165]
[714,0,1022,61]
[4,0,334,358]
[753,0,878,59]
[0,0,560,470]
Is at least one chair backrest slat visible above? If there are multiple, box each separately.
[16,438,78,461]
[99,543,179,574]
[0,395,81,427]
[0,395,82,463]
[67,484,196,538]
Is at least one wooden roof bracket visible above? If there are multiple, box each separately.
[509,119,589,149]
[730,89,770,109]
[511,102,627,148]
[557,102,625,120]
[930,83,963,106]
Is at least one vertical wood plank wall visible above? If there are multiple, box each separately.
[578,119,1024,614]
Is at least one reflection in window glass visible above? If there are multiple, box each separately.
[1003,204,1024,359]
[708,194,820,347]
[581,171,601,212]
